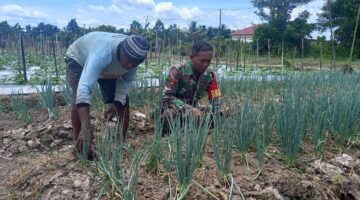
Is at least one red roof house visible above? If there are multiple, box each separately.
[230,24,257,42]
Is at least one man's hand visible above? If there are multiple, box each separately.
[75,125,95,160]
[103,103,117,121]
[191,107,203,117]
[224,106,231,117]
[76,105,95,160]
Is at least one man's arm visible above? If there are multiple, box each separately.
[114,67,137,105]
[75,53,109,159]
[161,66,203,116]
[207,72,224,113]
[76,53,109,105]
[162,67,185,110]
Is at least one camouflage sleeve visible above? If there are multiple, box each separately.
[161,66,186,112]
[207,72,224,113]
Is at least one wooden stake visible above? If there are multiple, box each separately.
[19,30,27,83]
[268,38,271,68]
[301,38,304,71]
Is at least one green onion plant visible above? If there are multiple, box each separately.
[212,110,235,183]
[37,77,56,120]
[10,94,33,124]
[235,101,260,157]
[145,110,164,174]
[274,88,308,165]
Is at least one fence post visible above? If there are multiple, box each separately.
[243,35,247,71]
[216,9,222,71]
[327,0,336,70]
[320,41,323,70]
[281,41,284,67]
[268,38,271,68]
[225,42,228,71]
[19,30,27,83]
[161,37,165,70]
[293,47,297,69]
[256,38,259,70]
[155,32,159,66]
[168,37,172,67]
[179,38,182,63]
[236,37,241,70]
[51,36,58,82]
[301,38,304,71]
[349,5,360,66]
[40,30,44,56]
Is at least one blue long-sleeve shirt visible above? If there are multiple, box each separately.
[66,32,137,105]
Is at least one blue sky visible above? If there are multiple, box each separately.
[0,0,325,33]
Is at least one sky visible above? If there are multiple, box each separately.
[0,0,326,36]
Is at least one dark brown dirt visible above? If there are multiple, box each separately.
[0,95,360,200]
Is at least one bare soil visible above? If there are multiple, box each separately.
[0,95,359,200]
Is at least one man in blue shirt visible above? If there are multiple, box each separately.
[65,31,149,159]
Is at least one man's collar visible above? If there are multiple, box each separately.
[185,61,202,78]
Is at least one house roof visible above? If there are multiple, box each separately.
[231,25,257,36]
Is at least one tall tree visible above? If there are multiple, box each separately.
[284,11,316,48]
[220,24,232,39]
[129,20,143,34]
[65,19,80,35]
[319,0,360,58]
[0,21,11,36]
[206,26,218,40]
[166,24,182,44]
[0,21,12,48]
[33,22,59,37]
[252,0,313,44]
[186,21,206,43]
[153,19,165,36]
[95,25,117,33]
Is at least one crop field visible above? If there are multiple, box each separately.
[1,53,360,199]
[1,8,360,197]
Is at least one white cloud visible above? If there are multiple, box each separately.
[0,4,48,19]
[109,0,202,29]
[263,7,270,16]
[130,0,156,10]
[155,2,173,13]
[113,0,156,10]
[216,10,259,30]
[176,6,202,19]
[108,4,122,14]
[88,5,106,12]
[88,4,122,14]
[291,6,305,20]
[153,2,202,20]
[76,8,88,15]
[291,0,324,22]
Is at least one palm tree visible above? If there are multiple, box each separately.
[186,21,206,44]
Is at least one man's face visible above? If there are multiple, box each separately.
[120,47,137,69]
[190,50,213,74]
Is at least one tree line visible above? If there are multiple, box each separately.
[0,0,359,61]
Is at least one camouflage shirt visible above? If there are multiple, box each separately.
[161,61,223,113]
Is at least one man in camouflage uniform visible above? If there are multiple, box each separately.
[160,41,224,133]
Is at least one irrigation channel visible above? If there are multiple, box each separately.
[0,65,285,95]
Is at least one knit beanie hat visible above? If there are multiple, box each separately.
[121,35,149,63]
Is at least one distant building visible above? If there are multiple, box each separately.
[230,24,257,42]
